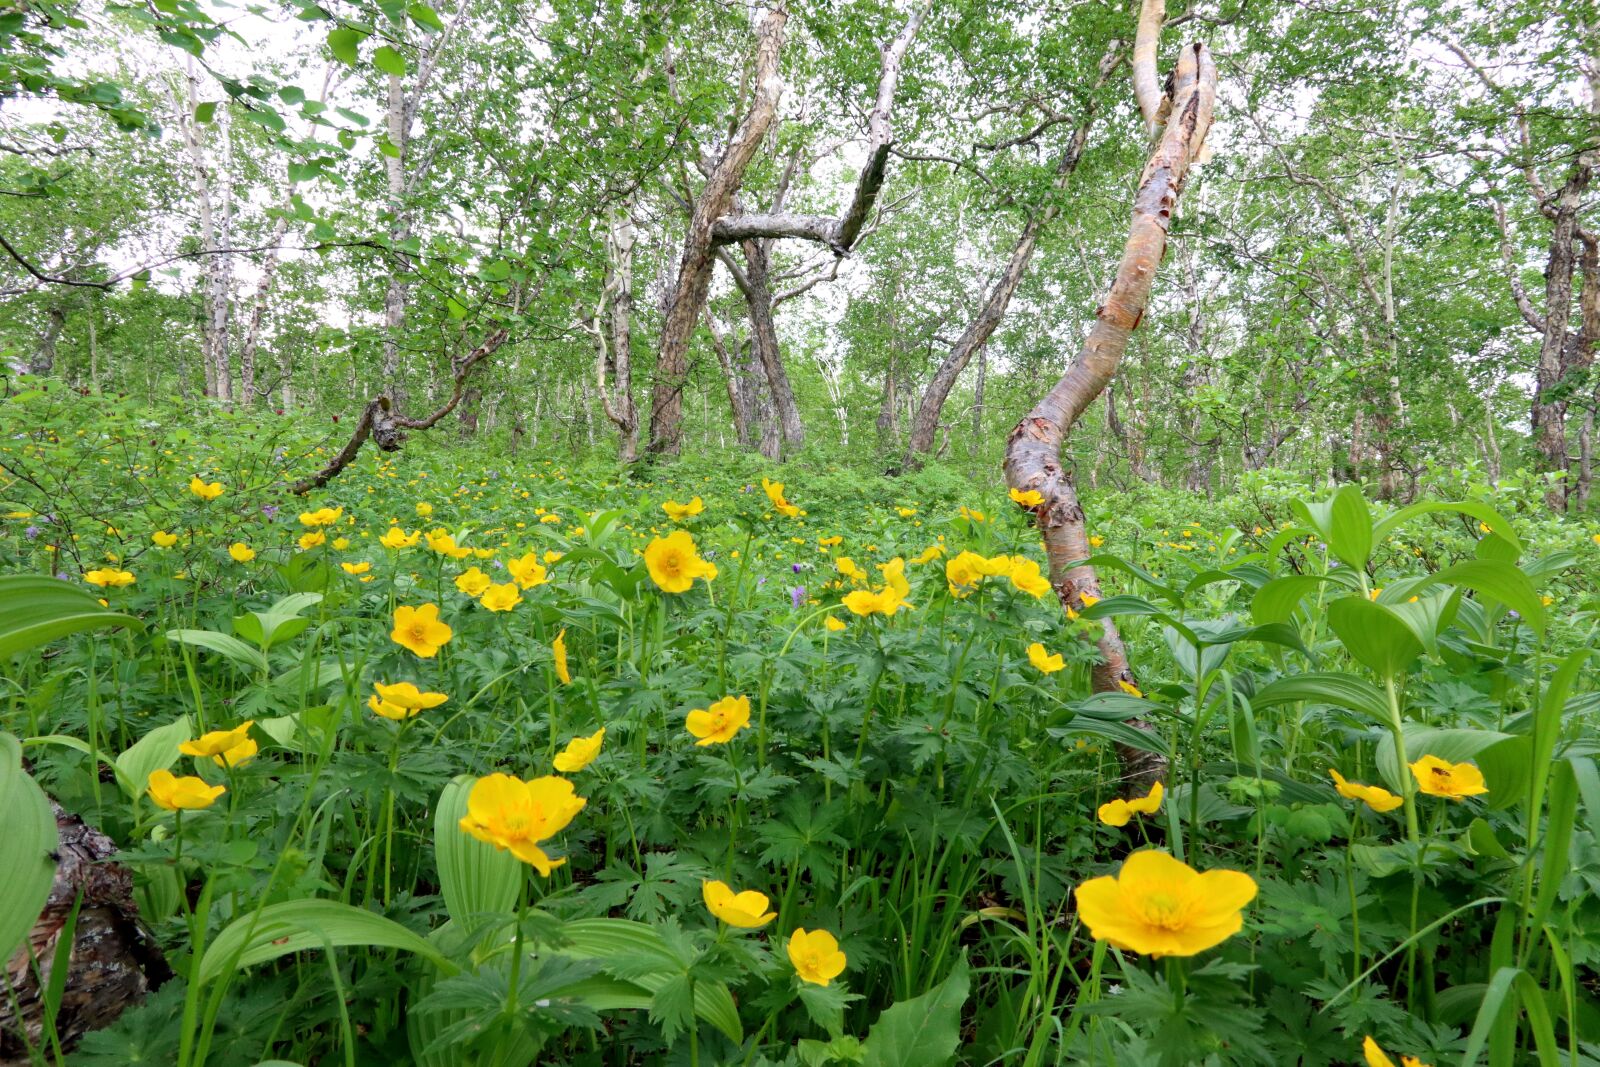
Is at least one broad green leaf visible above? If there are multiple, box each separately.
[200,899,455,984]
[1415,559,1544,635]
[433,775,521,930]
[1251,575,1335,625]
[115,717,192,800]
[860,958,969,1067]
[1326,483,1373,569]
[557,918,742,1042]
[327,27,366,65]
[194,100,218,123]
[0,575,142,658]
[1371,499,1520,553]
[1249,672,1389,721]
[167,629,270,674]
[1326,596,1423,680]
[372,44,406,75]
[0,733,57,966]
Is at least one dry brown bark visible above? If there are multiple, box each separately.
[1,805,168,1061]
[1003,37,1217,785]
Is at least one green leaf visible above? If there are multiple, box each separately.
[327,27,367,65]
[408,2,445,30]
[1248,672,1388,721]
[372,45,406,75]
[1325,484,1373,569]
[194,100,218,123]
[200,899,456,984]
[860,958,969,1067]
[433,775,521,930]
[0,733,57,966]
[1415,559,1545,635]
[0,575,142,658]
[557,918,742,1042]
[1372,499,1520,553]
[1251,575,1335,625]
[115,717,192,800]
[167,628,270,674]
[1326,596,1423,680]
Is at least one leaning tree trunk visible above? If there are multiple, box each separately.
[1004,36,1216,786]
[648,5,788,458]
[902,43,1120,471]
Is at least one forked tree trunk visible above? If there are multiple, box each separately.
[648,5,788,458]
[1004,37,1216,786]
[902,43,1121,470]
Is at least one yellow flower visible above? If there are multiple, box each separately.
[843,586,908,617]
[824,615,846,632]
[945,550,986,596]
[540,514,561,524]
[897,507,916,517]
[457,773,586,875]
[1362,1036,1430,1067]
[341,561,371,575]
[297,531,326,551]
[787,927,848,986]
[761,478,803,518]
[391,604,452,657]
[552,628,572,684]
[1329,769,1403,813]
[553,727,605,772]
[1089,535,1105,548]
[147,769,226,811]
[415,502,434,516]
[686,695,751,746]
[958,505,987,523]
[380,527,420,550]
[426,529,472,559]
[478,581,522,612]
[228,542,256,562]
[662,496,705,521]
[1008,557,1052,597]
[152,531,178,548]
[188,476,224,501]
[507,552,549,589]
[332,537,351,551]
[1118,679,1143,698]
[818,535,843,547]
[1074,850,1256,957]
[84,568,136,587]
[368,681,447,721]
[1098,781,1164,827]
[543,550,564,565]
[1027,642,1064,674]
[454,566,493,596]
[836,557,867,582]
[911,545,944,565]
[298,506,343,527]
[702,880,776,928]
[644,530,718,593]
[1410,755,1488,800]
[180,721,255,762]
[1009,487,1044,507]
[878,557,910,599]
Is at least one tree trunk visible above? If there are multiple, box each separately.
[704,308,755,448]
[903,43,1120,470]
[1532,166,1591,510]
[1004,37,1215,786]
[731,240,804,456]
[179,59,231,403]
[238,193,293,407]
[604,204,639,462]
[969,343,986,458]
[30,306,63,376]
[648,5,788,458]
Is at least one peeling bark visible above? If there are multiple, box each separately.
[1003,41,1216,785]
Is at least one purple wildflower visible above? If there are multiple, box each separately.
[791,585,806,609]
[24,525,39,539]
